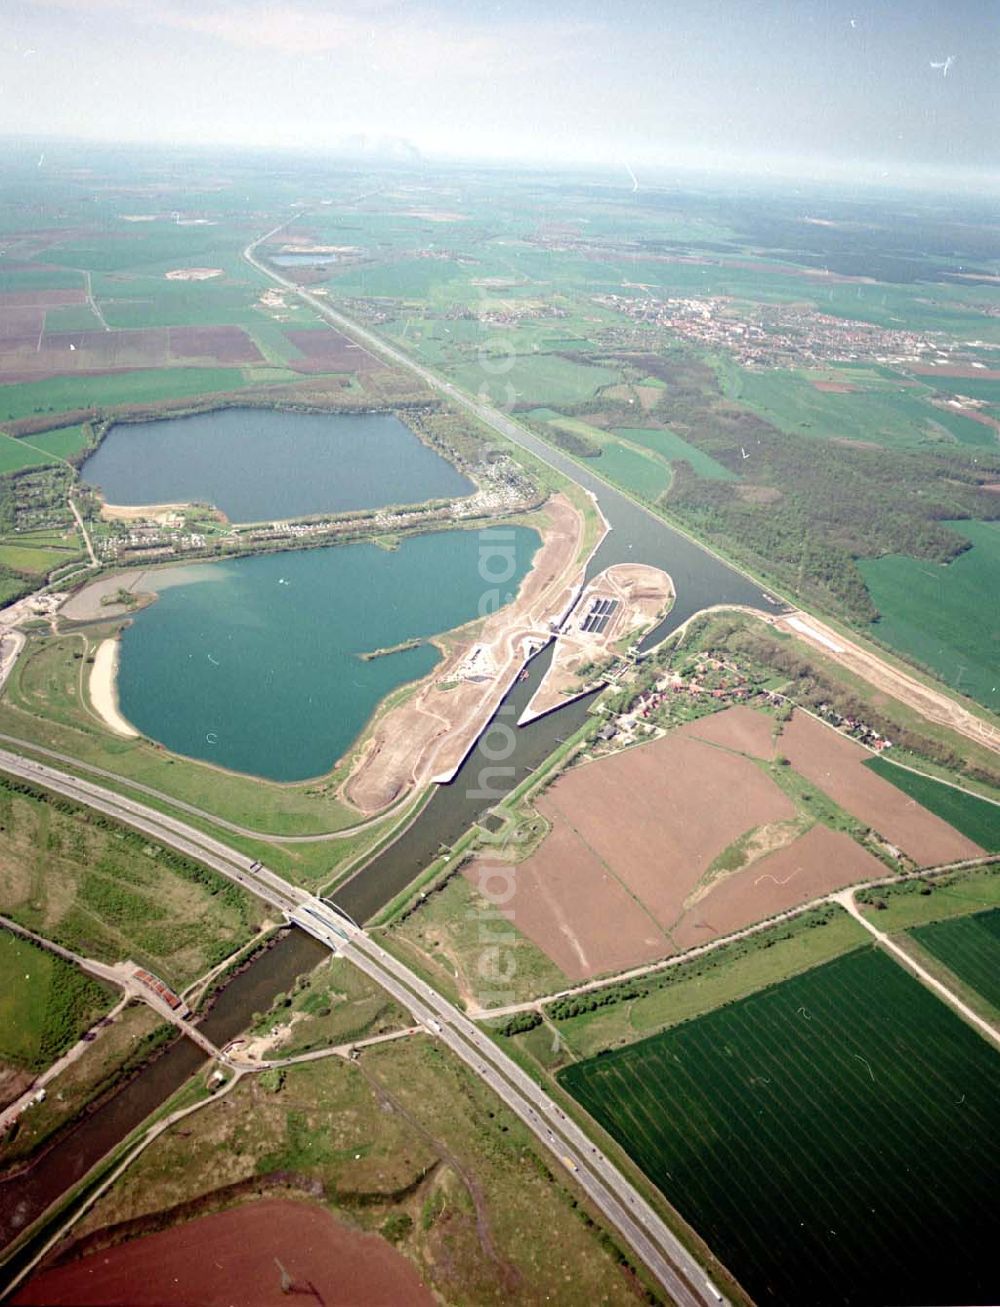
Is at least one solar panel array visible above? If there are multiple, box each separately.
[579,596,618,634]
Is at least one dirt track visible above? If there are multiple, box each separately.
[478,705,986,978]
[344,493,591,813]
[773,610,1000,757]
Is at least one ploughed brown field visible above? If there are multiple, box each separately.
[779,711,983,865]
[0,325,263,376]
[14,1199,435,1307]
[285,328,385,374]
[0,290,87,308]
[472,706,978,979]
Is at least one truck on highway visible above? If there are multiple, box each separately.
[561,1156,579,1174]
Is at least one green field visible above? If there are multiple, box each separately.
[859,520,1000,712]
[0,543,77,575]
[20,425,91,461]
[0,367,249,421]
[0,929,112,1071]
[0,776,264,989]
[858,864,999,932]
[910,908,1000,1010]
[613,427,737,480]
[864,758,1000,850]
[545,907,867,1060]
[731,368,958,450]
[452,353,621,407]
[559,948,1000,1306]
[592,437,671,501]
[0,434,56,473]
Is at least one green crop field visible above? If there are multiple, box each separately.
[0,543,77,575]
[730,368,955,450]
[592,437,671,501]
[0,368,249,422]
[18,425,91,461]
[864,759,1000,850]
[451,353,621,407]
[0,434,56,474]
[0,929,112,1071]
[859,519,1000,712]
[613,427,736,480]
[910,908,1000,1010]
[559,948,1000,1307]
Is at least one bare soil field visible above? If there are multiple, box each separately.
[463,822,667,981]
[480,704,981,977]
[0,326,261,376]
[166,325,262,365]
[0,291,86,309]
[811,380,856,392]
[537,734,797,932]
[675,703,777,759]
[0,308,44,340]
[909,363,1000,380]
[671,824,884,950]
[14,1198,435,1306]
[779,711,984,864]
[285,328,384,374]
[163,267,223,281]
[523,562,673,722]
[344,494,589,813]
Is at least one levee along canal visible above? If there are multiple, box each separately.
[0,426,779,1268]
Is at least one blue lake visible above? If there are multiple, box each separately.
[81,407,472,523]
[117,527,539,781]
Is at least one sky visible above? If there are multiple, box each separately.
[1,0,997,185]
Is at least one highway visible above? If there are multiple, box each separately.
[293,902,718,1307]
[0,747,303,917]
[0,746,723,1307]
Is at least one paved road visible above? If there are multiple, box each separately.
[0,731,407,845]
[0,748,723,1306]
[292,902,718,1307]
[0,747,302,917]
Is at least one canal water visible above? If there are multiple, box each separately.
[80,408,472,523]
[0,410,779,1266]
[116,527,540,782]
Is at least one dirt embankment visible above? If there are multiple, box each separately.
[773,610,1000,757]
[343,493,593,814]
[13,1197,435,1306]
[523,561,673,722]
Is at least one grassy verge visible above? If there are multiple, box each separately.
[0,775,265,990]
[57,1036,660,1306]
[0,1005,171,1174]
[385,871,571,1011]
[512,906,868,1062]
[856,862,999,932]
[239,956,408,1057]
[0,930,114,1072]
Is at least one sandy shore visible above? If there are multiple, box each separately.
[89,639,139,738]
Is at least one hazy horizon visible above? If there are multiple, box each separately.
[1,1,998,190]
